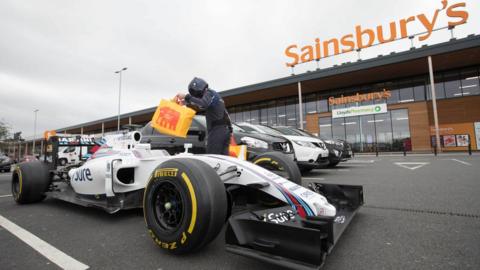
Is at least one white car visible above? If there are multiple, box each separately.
[11,130,363,269]
[237,123,329,173]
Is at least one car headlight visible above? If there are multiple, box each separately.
[325,140,335,144]
[333,149,340,156]
[293,140,317,148]
[240,137,268,149]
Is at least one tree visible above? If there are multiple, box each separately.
[0,120,10,140]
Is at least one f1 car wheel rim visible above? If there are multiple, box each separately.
[12,172,20,197]
[153,181,185,233]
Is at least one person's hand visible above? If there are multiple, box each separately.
[173,93,186,105]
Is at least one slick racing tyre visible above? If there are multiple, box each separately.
[252,152,302,185]
[144,158,227,254]
[11,161,51,204]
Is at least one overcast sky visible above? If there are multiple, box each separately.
[0,0,478,138]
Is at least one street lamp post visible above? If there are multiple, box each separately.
[115,67,128,131]
[32,109,38,156]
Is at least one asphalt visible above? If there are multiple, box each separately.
[0,154,479,270]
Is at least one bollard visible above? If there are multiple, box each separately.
[403,147,406,156]
[468,143,472,156]
[376,145,379,157]
[434,146,437,156]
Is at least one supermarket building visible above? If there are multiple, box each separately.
[49,34,480,153]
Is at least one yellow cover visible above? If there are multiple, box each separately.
[151,99,196,138]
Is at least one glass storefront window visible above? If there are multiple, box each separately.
[344,116,360,151]
[413,85,425,101]
[374,112,393,151]
[332,118,346,140]
[427,75,445,100]
[318,98,329,113]
[319,117,332,138]
[399,87,414,103]
[250,104,260,124]
[267,101,277,126]
[305,94,317,114]
[259,103,268,125]
[242,106,251,123]
[460,68,480,96]
[391,109,411,151]
[387,89,399,104]
[286,99,297,127]
[443,71,462,98]
[276,100,286,126]
[359,115,376,152]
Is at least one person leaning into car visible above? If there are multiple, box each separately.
[174,77,232,155]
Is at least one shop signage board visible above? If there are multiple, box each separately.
[332,103,387,119]
[475,122,480,150]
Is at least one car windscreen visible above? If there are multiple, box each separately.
[273,126,303,136]
[295,129,317,138]
[231,123,246,132]
[237,124,257,133]
[256,125,283,136]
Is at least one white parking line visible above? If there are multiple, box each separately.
[347,160,375,163]
[0,194,12,198]
[0,214,89,270]
[451,159,472,166]
[394,162,429,170]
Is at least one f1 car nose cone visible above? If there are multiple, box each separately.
[164,202,172,210]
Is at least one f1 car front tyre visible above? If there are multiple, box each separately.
[252,152,302,185]
[144,158,227,254]
[11,161,51,204]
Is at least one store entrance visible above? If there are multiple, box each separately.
[319,109,412,152]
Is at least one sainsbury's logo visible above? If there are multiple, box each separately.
[284,0,469,67]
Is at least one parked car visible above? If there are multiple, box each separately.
[236,123,329,173]
[0,154,14,172]
[293,128,353,167]
[141,115,295,161]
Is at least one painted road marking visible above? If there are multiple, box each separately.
[0,214,89,270]
[395,162,429,170]
[451,159,472,166]
[347,160,375,163]
[0,194,12,198]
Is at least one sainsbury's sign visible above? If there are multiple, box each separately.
[284,0,469,67]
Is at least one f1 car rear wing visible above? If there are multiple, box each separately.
[225,183,363,270]
[43,135,97,169]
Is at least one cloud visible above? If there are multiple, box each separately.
[0,0,478,138]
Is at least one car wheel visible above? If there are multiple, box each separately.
[252,152,302,185]
[327,161,340,168]
[59,158,67,166]
[11,161,51,204]
[144,158,227,254]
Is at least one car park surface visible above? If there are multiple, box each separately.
[1,154,480,269]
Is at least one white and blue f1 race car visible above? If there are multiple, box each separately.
[11,131,363,269]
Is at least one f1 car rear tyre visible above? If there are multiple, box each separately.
[144,158,227,254]
[327,161,340,167]
[11,161,51,204]
[252,152,302,185]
